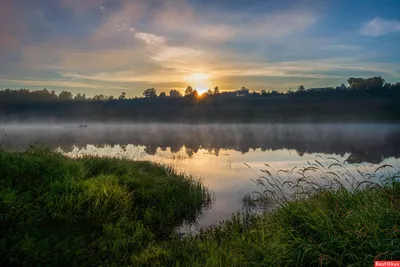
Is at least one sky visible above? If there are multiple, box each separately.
[0,0,400,97]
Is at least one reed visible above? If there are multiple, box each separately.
[144,159,400,266]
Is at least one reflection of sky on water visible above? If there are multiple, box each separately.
[3,123,400,229]
[62,144,400,230]
[3,123,400,165]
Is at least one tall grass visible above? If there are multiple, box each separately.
[0,147,211,266]
[138,159,400,266]
[244,157,400,210]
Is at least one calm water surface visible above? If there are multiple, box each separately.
[2,123,400,230]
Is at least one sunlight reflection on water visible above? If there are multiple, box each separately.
[2,123,400,230]
[61,144,400,231]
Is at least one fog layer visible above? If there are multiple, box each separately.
[1,123,400,164]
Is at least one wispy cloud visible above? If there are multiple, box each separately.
[319,44,360,50]
[149,7,318,43]
[134,32,166,46]
[1,0,399,95]
[361,17,400,37]
[0,78,128,90]
[0,0,26,51]
[57,57,400,90]
[60,71,181,84]
[213,58,400,78]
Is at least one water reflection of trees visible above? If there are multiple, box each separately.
[2,124,400,164]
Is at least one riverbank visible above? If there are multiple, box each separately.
[1,148,399,266]
[0,148,211,266]
[160,172,400,266]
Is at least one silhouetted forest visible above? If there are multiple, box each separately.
[1,77,400,122]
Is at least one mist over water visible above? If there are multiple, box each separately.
[2,122,400,229]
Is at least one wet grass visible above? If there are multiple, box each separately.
[140,161,400,266]
[0,147,211,266]
[2,148,400,266]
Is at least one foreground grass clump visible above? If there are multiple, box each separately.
[0,147,210,266]
[145,164,400,267]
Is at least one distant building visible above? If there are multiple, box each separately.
[335,83,348,90]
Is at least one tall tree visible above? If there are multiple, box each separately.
[58,91,73,100]
[50,90,57,98]
[213,86,220,95]
[93,94,105,101]
[74,93,85,100]
[347,77,367,90]
[185,86,194,96]
[169,89,182,98]
[297,85,305,92]
[142,88,157,98]
[366,77,385,90]
[118,92,126,100]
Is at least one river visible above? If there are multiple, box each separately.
[2,123,400,231]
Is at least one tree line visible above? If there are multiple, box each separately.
[0,77,399,103]
[0,76,399,123]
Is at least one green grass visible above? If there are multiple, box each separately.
[134,163,400,267]
[0,147,211,266]
[161,183,400,266]
[1,148,400,266]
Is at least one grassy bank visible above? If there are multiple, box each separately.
[0,148,211,266]
[1,148,400,266]
[151,165,400,266]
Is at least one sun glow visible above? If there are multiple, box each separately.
[184,72,211,95]
[185,72,210,82]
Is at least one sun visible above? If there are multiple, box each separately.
[184,72,211,95]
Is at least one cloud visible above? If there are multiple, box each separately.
[62,0,103,11]
[0,0,27,51]
[149,5,318,43]
[241,11,317,38]
[134,32,166,46]
[60,70,181,84]
[319,44,360,50]
[61,0,122,15]
[56,55,400,92]
[60,49,151,71]
[213,58,400,79]
[0,78,128,90]
[193,25,236,42]
[1,0,399,96]
[361,17,400,37]
[150,46,208,69]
